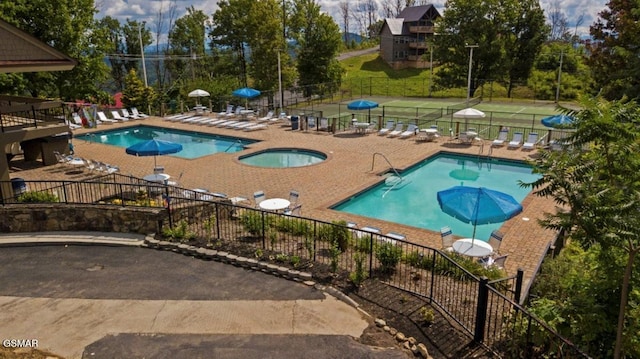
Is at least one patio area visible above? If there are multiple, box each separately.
[8,114,558,290]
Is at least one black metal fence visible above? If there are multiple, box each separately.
[0,178,591,358]
[0,95,67,132]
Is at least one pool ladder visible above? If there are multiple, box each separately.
[371,152,403,198]
[224,138,244,153]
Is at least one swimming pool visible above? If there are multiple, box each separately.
[239,148,326,168]
[332,153,541,240]
[77,125,257,159]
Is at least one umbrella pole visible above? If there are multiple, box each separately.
[154,156,157,169]
[471,189,483,245]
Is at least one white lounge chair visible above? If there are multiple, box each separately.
[96,111,117,124]
[356,226,381,239]
[256,111,274,123]
[399,124,419,138]
[68,113,83,129]
[508,132,524,148]
[121,108,138,119]
[244,123,268,131]
[218,104,234,117]
[111,110,128,121]
[387,123,405,137]
[522,133,539,150]
[378,120,395,136]
[492,129,508,146]
[204,119,226,126]
[131,107,149,118]
[307,116,316,130]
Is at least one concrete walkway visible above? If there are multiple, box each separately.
[0,233,393,359]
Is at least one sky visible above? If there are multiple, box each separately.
[96,0,607,44]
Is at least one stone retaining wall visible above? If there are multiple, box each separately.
[0,204,164,234]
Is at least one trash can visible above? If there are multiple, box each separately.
[291,116,299,130]
[11,178,27,196]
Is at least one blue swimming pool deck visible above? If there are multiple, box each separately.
[19,115,559,289]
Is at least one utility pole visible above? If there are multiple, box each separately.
[278,51,283,116]
[555,49,564,103]
[429,40,434,97]
[138,22,150,114]
[465,44,478,107]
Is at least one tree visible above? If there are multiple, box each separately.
[523,96,640,358]
[210,0,254,87]
[339,2,350,46]
[290,0,344,97]
[434,0,548,98]
[502,0,548,97]
[122,69,156,112]
[246,0,293,102]
[547,1,570,41]
[95,16,127,92]
[588,0,640,101]
[0,0,109,100]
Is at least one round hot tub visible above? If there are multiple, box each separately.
[239,148,327,168]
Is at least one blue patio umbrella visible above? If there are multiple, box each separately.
[232,87,261,99]
[347,99,379,121]
[125,139,183,168]
[541,114,574,128]
[347,99,379,110]
[436,186,523,243]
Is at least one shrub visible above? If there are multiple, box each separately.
[275,217,311,236]
[317,220,350,251]
[375,242,403,273]
[354,235,372,254]
[17,191,59,203]
[161,220,195,243]
[349,252,368,286]
[240,211,269,236]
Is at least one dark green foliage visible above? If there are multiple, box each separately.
[240,211,271,236]
[274,217,311,236]
[161,220,196,243]
[17,191,59,203]
[374,242,402,273]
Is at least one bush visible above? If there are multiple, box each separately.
[374,242,403,273]
[274,217,311,236]
[17,191,59,203]
[161,220,195,243]
[317,220,351,251]
[240,211,271,236]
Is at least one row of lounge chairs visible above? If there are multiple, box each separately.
[68,108,149,129]
[491,130,540,150]
[53,151,120,174]
[163,112,269,131]
[377,121,421,139]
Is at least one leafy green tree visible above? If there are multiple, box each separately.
[95,16,127,91]
[0,0,109,100]
[167,6,208,82]
[523,96,640,358]
[588,0,640,101]
[289,0,344,97]
[501,0,548,97]
[122,69,156,112]
[245,0,294,107]
[529,42,592,101]
[434,0,548,98]
[210,0,254,86]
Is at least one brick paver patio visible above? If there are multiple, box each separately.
[10,114,558,290]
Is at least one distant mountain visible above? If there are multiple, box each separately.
[342,32,364,44]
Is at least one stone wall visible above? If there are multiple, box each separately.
[0,204,165,234]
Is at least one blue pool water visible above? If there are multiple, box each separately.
[77,125,257,159]
[332,153,541,240]
[239,148,326,168]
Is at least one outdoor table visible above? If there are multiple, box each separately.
[423,128,438,134]
[239,110,254,120]
[452,238,493,257]
[259,198,291,211]
[354,122,370,134]
[143,173,170,183]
